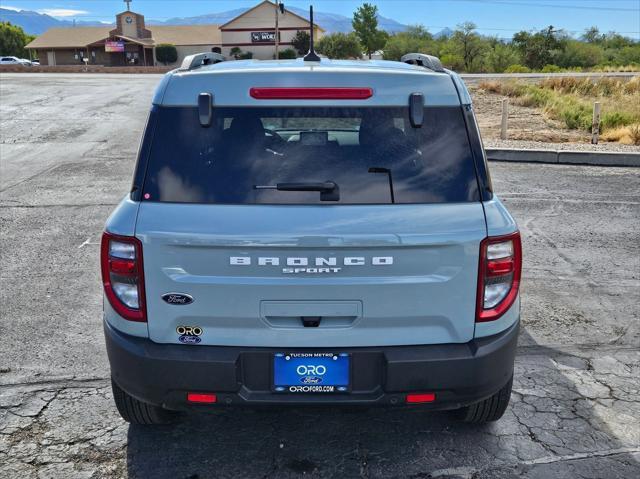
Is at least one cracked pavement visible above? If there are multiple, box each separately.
[1,73,639,478]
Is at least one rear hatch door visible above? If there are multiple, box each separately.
[137,203,485,347]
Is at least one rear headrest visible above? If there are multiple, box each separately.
[359,112,400,147]
[227,115,264,138]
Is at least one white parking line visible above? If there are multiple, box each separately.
[78,236,100,248]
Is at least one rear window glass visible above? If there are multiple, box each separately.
[141,106,479,204]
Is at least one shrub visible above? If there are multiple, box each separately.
[155,44,177,65]
[477,80,502,93]
[541,64,562,73]
[278,48,297,59]
[631,124,640,145]
[601,124,640,145]
[601,111,636,129]
[504,64,531,73]
[229,47,252,60]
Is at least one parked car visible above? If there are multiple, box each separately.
[102,51,521,426]
[0,56,31,66]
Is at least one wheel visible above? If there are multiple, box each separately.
[111,378,176,425]
[456,376,513,424]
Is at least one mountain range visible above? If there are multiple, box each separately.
[1,5,455,37]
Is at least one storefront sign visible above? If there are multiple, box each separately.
[251,31,277,43]
[105,41,125,53]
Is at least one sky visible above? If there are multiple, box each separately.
[1,0,639,38]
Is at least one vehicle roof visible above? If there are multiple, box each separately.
[153,58,472,107]
[194,58,439,74]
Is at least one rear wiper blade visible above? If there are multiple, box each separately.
[254,181,340,201]
[368,167,395,204]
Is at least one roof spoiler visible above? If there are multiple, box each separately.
[400,53,445,73]
[178,52,226,71]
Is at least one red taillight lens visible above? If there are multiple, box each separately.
[406,393,436,404]
[100,232,146,322]
[476,231,522,322]
[187,393,217,404]
[249,87,373,100]
[109,258,136,275]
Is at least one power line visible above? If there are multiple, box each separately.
[446,0,640,12]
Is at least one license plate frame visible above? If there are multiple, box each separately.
[272,352,351,393]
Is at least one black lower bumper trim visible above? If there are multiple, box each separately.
[104,320,519,411]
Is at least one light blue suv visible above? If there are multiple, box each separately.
[102,52,521,425]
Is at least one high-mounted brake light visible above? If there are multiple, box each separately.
[476,231,522,322]
[249,87,373,100]
[101,232,146,322]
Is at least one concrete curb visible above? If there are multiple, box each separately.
[485,148,640,167]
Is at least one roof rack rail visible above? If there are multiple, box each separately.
[400,53,445,73]
[178,52,226,71]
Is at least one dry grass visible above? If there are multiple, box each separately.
[601,124,640,145]
[592,64,640,73]
[477,77,640,143]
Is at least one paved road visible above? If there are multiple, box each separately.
[1,74,639,479]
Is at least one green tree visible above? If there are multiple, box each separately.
[485,42,521,73]
[291,30,310,56]
[438,42,465,71]
[582,26,604,44]
[0,22,34,57]
[602,32,634,50]
[512,26,566,70]
[155,44,178,65]
[352,3,387,59]
[383,25,434,61]
[451,22,485,71]
[316,32,362,59]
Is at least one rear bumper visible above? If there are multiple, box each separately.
[105,320,519,411]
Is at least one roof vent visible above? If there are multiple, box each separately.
[401,53,445,73]
[179,52,225,71]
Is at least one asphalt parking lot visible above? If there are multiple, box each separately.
[1,73,639,479]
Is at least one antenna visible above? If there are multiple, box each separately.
[303,5,320,62]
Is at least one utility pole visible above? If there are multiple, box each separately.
[274,0,280,59]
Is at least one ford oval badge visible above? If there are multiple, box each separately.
[162,293,194,305]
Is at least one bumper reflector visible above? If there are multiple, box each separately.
[406,393,436,404]
[187,392,217,404]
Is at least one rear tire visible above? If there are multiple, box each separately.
[456,376,513,424]
[111,378,176,425]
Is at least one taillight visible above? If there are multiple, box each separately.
[101,232,146,322]
[476,231,522,322]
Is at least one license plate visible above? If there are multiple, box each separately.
[273,352,350,393]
